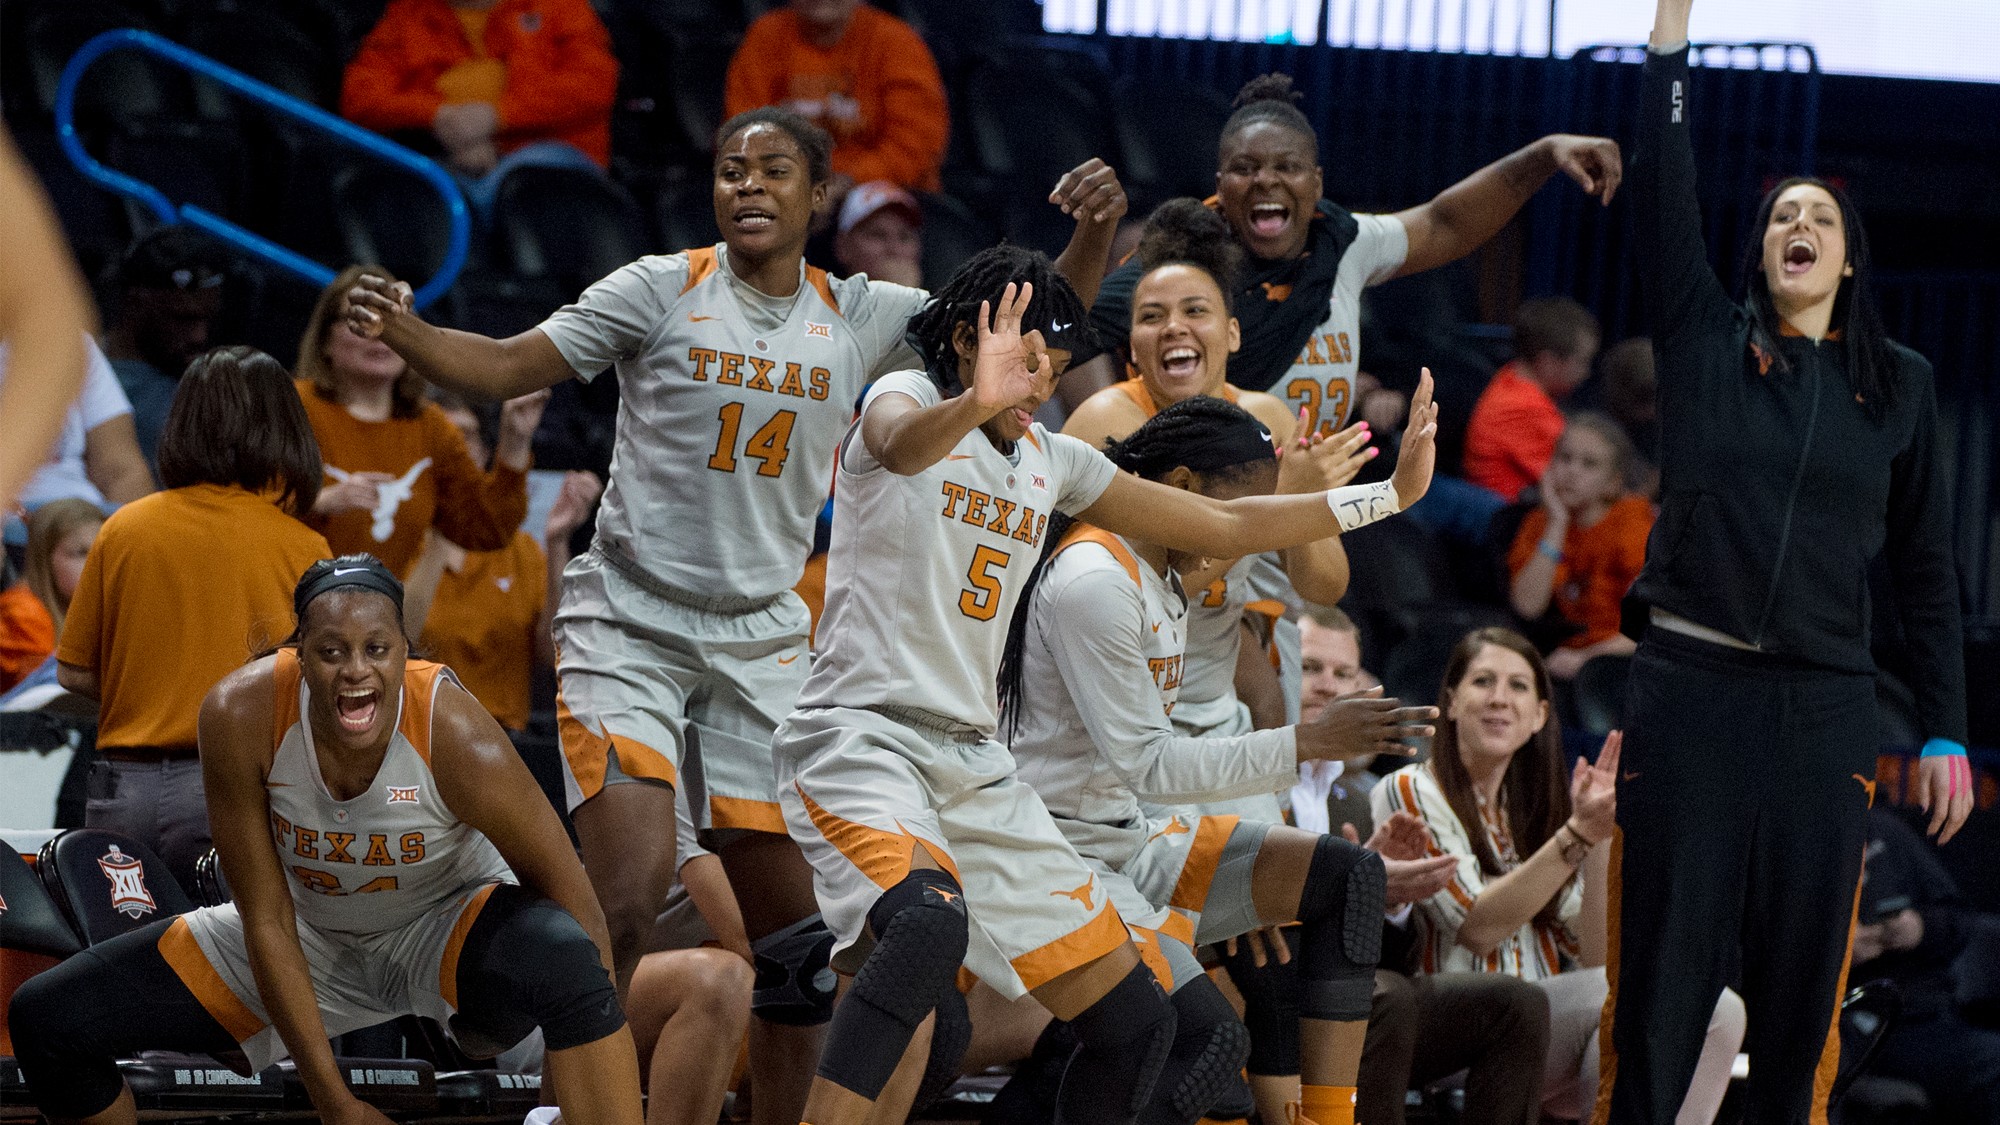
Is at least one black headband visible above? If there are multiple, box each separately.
[1171,416,1279,473]
[293,556,405,623]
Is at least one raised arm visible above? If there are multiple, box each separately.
[0,125,94,510]
[1081,370,1438,561]
[1265,404,1369,605]
[431,679,617,972]
[1634,0,1734,343]
[1048,159,1129,310]
[1392,135,1622,279]
[198,663,378,1125]
[344,276,574,401]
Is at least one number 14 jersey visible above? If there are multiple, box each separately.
[798,371,1118,735]
[538,245,926,600]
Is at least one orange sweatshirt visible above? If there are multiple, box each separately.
[0,584,55,693]
[298,382,528,577]
[1507,496,1655,648]
[724,7,948,191]
[341,0,618,167]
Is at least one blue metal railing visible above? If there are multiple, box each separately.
[55,28,468,310]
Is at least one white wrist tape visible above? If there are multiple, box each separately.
[1326,480,1401,532]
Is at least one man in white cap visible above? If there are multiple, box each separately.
[833,180,924,288]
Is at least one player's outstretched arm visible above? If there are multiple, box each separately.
[1392,135,1621,280]
[1079,370,1438,559]
[1653,0,1692,48]
[200,661,392,1125]
[343,274,573,402]
[1048,158,1128,309]
[0,124,94,511]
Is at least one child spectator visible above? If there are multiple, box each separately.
[1463,298,1600,503]
[1506,413,1652,680]
[724,0,948,198]
[0,499,102,692]
[295,265,536,576]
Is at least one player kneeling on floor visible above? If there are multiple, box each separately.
[9,555,643,1125]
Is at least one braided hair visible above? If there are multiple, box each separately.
[1136,197,1245,313]
[906,244,1091,395]
[1221,73,1318,163]
[715,106,834,185]
[997,397,1274,738]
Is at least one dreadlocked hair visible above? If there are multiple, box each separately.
[1223,73,1317,163]
[906,243,1090,395]
[1137,198,1245,312]
[997,396,1273,739]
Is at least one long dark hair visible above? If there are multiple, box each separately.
[297,264,424,420]
[1429,627,1572,930]
[1740,176,1897,418]
[1135,197,1245,314]
[996,396,1271,739]
[158,345,322,519]
[906,244,1090,396]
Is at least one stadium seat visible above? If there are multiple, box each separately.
[1568,654,1631,737]
[1110,78,1233,210]
[20,2,183,127]
[654,171,723,254]
[1381,604,1514,709]
[917,191,999,291]
[191,846,230,907]
[492,165,650,296]
[331,163,464,286]
[1835,979,1904,1106]
[36,828,196,945]
[184,7,340,117]
[0,846,82,962]
[102,120,250,236]
[1337,518,1455,667]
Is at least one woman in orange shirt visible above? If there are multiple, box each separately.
[57,346,331,894]
[1506,412,1653,680]
[412,393,601,732]
[0,499,102,692]
[296,266,540,576]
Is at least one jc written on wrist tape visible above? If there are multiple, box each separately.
[1326,480,1400,533]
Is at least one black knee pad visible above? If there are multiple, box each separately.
[750,914,840,1026]
[816,870,969,1099]
[1056,962,1177,1125]
[451,884,625,1054]
[1219,933,1302,1076]
[911,983,973,1113]
[1140,976,1252,1125]
[1293,835,1385,1023]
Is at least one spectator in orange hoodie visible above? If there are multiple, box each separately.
[341,0,617,214]
[725,0,948,213]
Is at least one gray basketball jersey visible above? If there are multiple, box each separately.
[797,371,1118,734]
[1009,529,1296,868]
[538,246,926,599]
[1274,213,1408,435]
[1172,556,1257,737]
[198,652,513,939]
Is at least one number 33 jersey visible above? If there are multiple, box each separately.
[798,371,1118,735]
[537,245,926,600]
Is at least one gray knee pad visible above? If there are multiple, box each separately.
[1296,835,1385,1023]
[750,914,839,1026]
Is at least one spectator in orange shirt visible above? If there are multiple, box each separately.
[295,266,539,577]
[340,0,617,214]
[57,346,331,893]
[0,499,101,693]
[724,0,948,207]
[1463,298,1600,503]
[412,392,600,733]
[1507,412,1653,680]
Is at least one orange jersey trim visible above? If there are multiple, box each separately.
[806,265,842,318]
[438,883,501,1009]
[1169,814,1240,911]
[1588,829,1625,1125]
[558,695,678,802]
[1810,858,1866,1125]
[159,917,267,1043]
[396,660,448,766]
[1052,524,1143,588]
[682,247,720,295]
[1113,377,1239,419]
[1009,902,1128,991]
[709,796,787,835]
[795,785,961,890]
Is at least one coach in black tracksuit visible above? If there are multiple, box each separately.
[1597,3,1971,1123]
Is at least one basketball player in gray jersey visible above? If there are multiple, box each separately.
[344,111,1127,1123]
[12,556,640,1125]
[778,250,1438,1125]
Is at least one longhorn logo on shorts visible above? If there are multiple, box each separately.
[97,845,157,919]
[1051,878,1095,910]
[387,785,422,804]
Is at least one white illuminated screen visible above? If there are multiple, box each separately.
[1042,0,2000,83]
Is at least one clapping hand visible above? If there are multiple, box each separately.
[1389,368,1439,511]
[1277,411,1373,494]
[1568,730,1622,844]
[1345,815,1458,907]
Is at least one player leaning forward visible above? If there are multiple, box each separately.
[11,556,641,1125]
[778,253,1437,1125]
